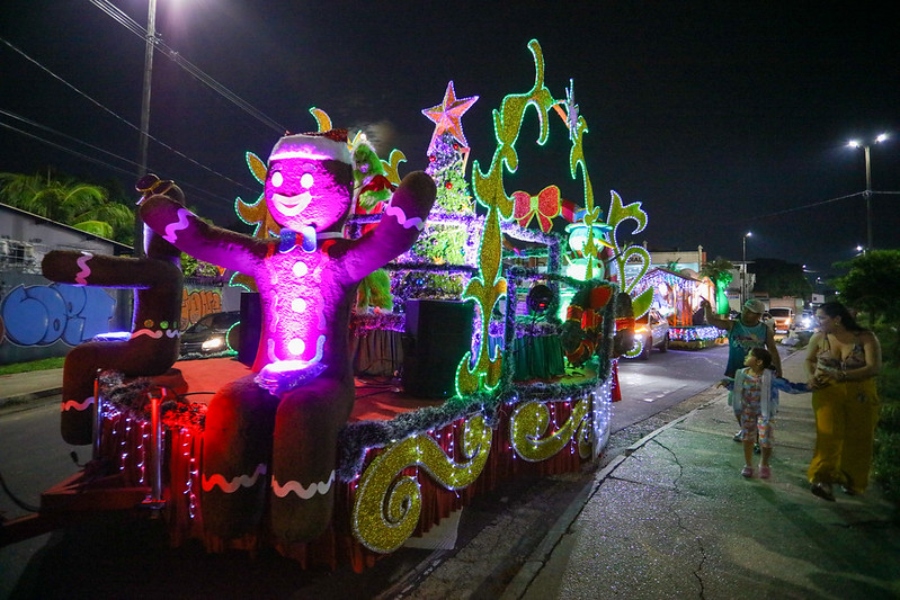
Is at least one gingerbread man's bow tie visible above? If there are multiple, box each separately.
[279,226,317,253]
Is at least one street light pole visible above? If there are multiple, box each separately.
[863,144,872,252]
[848,133,888,252]
[741,231,751,307]
[134,0,158,258]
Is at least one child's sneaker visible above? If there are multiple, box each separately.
[741,466,753,478]
[759,465,771,479]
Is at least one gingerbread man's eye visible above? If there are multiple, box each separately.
[271,171,284,188]
[301,173,314,189]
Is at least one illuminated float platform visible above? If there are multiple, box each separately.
[78,314,613,570]
[7,40,660,571]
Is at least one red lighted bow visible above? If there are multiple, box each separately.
[512,185,561,232]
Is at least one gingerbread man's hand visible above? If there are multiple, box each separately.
[136,173,185,206]
[342,171,436,283]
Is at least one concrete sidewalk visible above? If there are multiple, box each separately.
[502,351,900,600]
[0,368,63,409]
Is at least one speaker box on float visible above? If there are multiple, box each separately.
[238,292,262,366]
[402,299,475,398]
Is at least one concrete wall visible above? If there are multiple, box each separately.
[0,205,245,365]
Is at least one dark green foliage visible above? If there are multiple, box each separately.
[833,250,900,327]
[0,170,135,244]
[750,258,812,299]
[874,430,900,504]
[873,320,900,504]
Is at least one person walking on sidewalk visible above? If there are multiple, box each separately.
[703,298,783,443]
[805,301,882,501]
[720,347,807,479]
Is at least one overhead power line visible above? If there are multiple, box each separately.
[0,117,243,207]
[0,37,258,198]
[88,0,286,134]
[719,190,898,228]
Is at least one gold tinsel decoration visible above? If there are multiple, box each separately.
[352,414,493,553]
[510,397,589,462]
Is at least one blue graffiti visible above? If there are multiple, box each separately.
[1,283,117,347]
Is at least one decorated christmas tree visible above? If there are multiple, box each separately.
[393,82,481,302]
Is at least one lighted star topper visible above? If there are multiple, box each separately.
[422,81,478,153]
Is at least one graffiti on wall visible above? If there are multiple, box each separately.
[181,287,223,329]
[0,283,117,347]
[0,283,225,349]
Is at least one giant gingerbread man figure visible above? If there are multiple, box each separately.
[140,130,436,543]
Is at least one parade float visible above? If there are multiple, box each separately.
[3,40,652,571]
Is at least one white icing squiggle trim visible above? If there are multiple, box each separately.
[272,470,335,499]
[265,334,325,367]
[130,329,164,340]
[75,252,93,285]
[61,396,94,412]
[163,208,191,243]
[201,463,267,493]
[384,205,425,231]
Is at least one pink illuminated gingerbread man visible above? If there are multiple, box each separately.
[140,130,435,543]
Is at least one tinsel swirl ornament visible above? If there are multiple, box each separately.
[510,396,589,462]
[352,414,493,553]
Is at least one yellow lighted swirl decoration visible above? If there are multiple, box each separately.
[353,414,493,553]
[457,40,560,395]
[510,397,590,462]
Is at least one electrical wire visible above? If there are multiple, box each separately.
[0,469,40,513]
[88,0,286,133]
[0,37,267,211]
[0,117,243,208]
[718,191,875,227]
[1,37,258,193]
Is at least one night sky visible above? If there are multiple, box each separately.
[1,1,898,278]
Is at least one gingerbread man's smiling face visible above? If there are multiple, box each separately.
[265,133,354,232]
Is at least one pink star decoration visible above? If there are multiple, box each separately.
[422,81,478,152]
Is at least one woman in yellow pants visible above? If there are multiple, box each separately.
[805,301,882,501]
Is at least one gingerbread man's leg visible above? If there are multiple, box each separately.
[60,338,178,445]
[60,342,107,445]
[201,375,279,539]
[269,377,355,543]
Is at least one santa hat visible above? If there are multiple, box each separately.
[269,129,351,164]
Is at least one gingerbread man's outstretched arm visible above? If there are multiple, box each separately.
[341,171,436,283]
[42,252,178,289]
[140,196,266,275]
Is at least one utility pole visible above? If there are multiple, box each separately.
[134,0,157,258]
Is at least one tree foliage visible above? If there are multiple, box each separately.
[700,256,734,315]
[832,250,900,326]
[751,258,812,299]
[0,171,135,245]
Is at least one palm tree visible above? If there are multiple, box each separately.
[700,257,734,316]
[0,171,134,244]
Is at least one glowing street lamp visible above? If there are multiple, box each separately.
[741,231,752,306]
[847,133,889,251]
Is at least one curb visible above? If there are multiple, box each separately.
[0,388,63,411]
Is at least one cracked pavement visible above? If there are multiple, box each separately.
[510,352,900,600]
